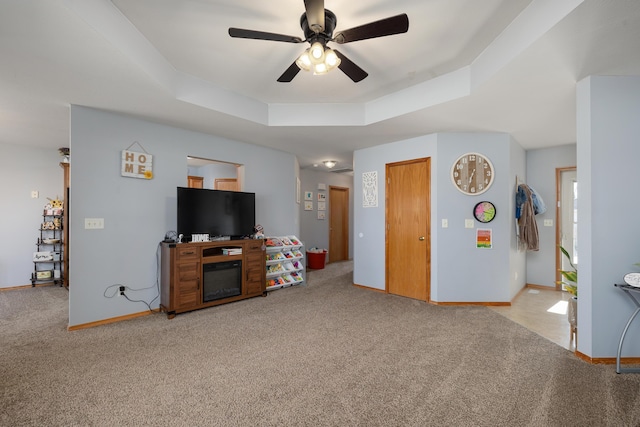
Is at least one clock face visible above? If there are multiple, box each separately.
[451,152,494,195]
[474,201,496,223]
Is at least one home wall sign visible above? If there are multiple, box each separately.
[121,141,153,180]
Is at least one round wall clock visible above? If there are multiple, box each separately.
[474,201,496,223]
[451,152,494,195]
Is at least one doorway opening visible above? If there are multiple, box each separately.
[187,156,243,191]
[556,167,577,290]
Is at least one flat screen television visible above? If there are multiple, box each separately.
[177,187,255,241]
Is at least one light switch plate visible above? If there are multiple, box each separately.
[84,218,105,229]
[544,219,553,227]
[465,219,474,228]
[442,219,448,228]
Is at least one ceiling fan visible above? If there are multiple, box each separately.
[228,0,409,83]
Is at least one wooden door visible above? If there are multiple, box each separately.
[215,178,239,191]
[386,158,431,301]
[329,186,349,262]
[187,176,203,188]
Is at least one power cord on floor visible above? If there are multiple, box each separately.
[102,242,162,313]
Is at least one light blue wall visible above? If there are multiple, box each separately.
[353,132,525,302]
[525,145,577,287]
[299,169,354,257]
[0,142,63,288]
[68,106,298,327]
[577,75,640,358]
[509,142,527,298]
[436,133,521,302]
[353,134,438,291]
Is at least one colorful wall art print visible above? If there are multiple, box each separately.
[476,228,492,249]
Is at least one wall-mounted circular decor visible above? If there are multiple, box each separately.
[451,152,494,195]
[473,201,496,223]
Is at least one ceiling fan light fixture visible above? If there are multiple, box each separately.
[309,41,325,64]
[230,9,410,83]
[313,62,328,75]
[296,50,312,71]
[324,160,337,169]
[324,48,341,70]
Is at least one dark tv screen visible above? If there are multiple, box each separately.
[177,187,255,240]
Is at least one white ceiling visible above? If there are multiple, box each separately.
[1,0,640,171]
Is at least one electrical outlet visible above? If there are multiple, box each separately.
[84,218,105,229]
[119,285,125,296]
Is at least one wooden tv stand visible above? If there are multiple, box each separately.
[160,239,266,319]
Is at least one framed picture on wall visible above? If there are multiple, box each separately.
[476,228,492,249]
[305,191,313,201]
[304,201,313,211]
[317,193,326,201]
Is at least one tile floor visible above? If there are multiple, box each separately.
[489,287,575,351]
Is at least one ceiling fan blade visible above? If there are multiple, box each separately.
[229,28,303,43]
[334,50,368,83]
[333,14,409,44]
[304,0,325,33]
[277,61,301,83]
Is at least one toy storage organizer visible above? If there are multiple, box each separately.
[265,236,305,291]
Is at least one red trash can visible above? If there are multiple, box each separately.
[306,250,327,269]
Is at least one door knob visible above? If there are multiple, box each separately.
[419,236,425,241]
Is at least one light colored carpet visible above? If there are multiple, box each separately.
[2,261,640,426]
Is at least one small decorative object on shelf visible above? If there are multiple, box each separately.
[58,147,70,163]
[265,235,305,291]
[32,198,65,287]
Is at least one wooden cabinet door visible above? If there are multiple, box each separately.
[244,241,265,295]
[187,176,204,188]
[175,262,200,309]
[214,178,238,191]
